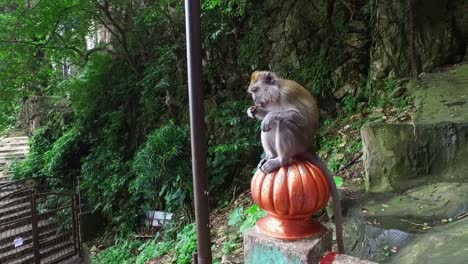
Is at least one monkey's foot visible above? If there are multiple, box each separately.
[261,158,282,173]
[257,158,268,170]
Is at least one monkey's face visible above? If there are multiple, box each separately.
[247,71,280,107]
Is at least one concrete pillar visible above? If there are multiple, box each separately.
[244,225,332,264]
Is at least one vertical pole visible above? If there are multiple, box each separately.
[73,178,82,257]
[71,194,80,257]
[184,1,212,264]
[31,194,40,264]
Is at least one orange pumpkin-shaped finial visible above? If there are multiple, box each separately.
[251,159,331,240]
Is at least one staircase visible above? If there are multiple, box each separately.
[0,130,29,183]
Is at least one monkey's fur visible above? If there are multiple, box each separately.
[247,71,344,253]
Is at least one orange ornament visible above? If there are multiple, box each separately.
[251,159,331,240]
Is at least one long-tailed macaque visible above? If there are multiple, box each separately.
[246,71,344,253]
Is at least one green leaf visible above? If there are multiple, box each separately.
[243,204,260,215]
[333,176,344,187]
[227,207,244,226]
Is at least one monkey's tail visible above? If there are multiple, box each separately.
[299,152,345,254]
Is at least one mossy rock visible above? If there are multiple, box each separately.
[362,64,468,192]
[361,122,468,192]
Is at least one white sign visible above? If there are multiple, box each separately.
[14,237,24,248]
[145,211,174,228]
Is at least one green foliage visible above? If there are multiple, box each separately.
[220,204,266,256]
[342,95,359,114]
[131,122,191,212]
[364,78,410,110]
[92,239,143,264]
[174,223,197,264]
[43,127,81,177]
[81,143,133,228]
[333,176,344,187]
[93,222,197,264]
[228,204,266,234]
[135,239,174,264]
[287,55,337,97]
[203,0,251,17]
[237,13,269,69]
[207,100,261,191]
[12,128,48,179]
[318,137,343,172]
[0,102,18,133]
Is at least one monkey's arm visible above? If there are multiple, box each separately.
[261,110,304,132]
[300,152,344,254]
[247,106,268,120]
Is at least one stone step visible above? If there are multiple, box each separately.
[3,129,27,138]
[0,136,29,141]
[0,153,28,159]
[0,156,26,166]
[0,171,12,177]
[322,252,377,264]
[0,142,29,148]
[0,153,27,160]
[0,146,29,153]
[361,63,468,192]
[0,144,29,150]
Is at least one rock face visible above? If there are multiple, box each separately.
[218,0,372,107]
[361,122,468,192]
[369,0,468,79]
[362,63,468,192]
[206,0,466,113]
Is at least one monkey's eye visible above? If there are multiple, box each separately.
[250,86,259,92]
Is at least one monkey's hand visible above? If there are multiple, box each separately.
[247,106,257,119]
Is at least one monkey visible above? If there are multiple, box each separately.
[246,71,344,254]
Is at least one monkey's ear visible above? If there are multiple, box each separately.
[265,72,276,85]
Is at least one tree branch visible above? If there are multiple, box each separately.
[96,0,142,77]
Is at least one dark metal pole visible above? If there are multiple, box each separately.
[31,194,41,264]
[184,1,212,264]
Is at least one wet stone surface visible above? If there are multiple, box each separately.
[344,182,468,263]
